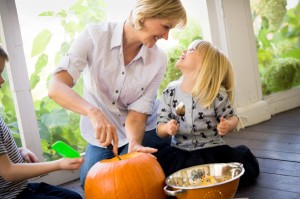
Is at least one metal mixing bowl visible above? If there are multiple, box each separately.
[164,162,245,199]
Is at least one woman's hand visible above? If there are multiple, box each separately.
[128,143,157,154]
[18,147,39,163]
[87,107,119,153]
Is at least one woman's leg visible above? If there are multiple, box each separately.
[119,144,128,155]
[17,183,82,199]
[80,144,114,189]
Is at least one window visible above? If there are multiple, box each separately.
[250,0,300,95]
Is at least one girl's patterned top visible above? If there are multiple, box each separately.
[157,79,235,151]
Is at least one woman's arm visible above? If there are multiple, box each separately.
[125,110,157,153]
[48,71,119,152]
[48,71,94,116]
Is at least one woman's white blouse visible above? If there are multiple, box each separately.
[54,21,167,147]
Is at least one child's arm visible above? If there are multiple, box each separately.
[157,119,179,138]
[217,115,239,136]
[0,152,84,182]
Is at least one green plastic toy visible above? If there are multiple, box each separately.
[51,141,80,158]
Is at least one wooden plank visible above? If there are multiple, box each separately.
[224,136,300,161]
[235,186,300,199]
[248,172,300,193]
[252,149,300,162]
[257,158,300,177]
[226,131,300,144]
[266,109,300,127]
[224,137,300,154]
[249,108,300,128]
[241,125,300,135]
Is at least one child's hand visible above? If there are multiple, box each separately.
[217,117,231,136]
[19,147,39,163]
[166,119,179,136]
[58,156,84,170]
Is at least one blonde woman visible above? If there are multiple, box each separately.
[156,40,259,186]
[48,0,187,188]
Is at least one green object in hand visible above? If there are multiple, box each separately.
[51,141,80,158]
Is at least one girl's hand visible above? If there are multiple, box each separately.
[19,147,39,163]
[166,119,179,136]
[58,157,84,170]
[217,117,231,136]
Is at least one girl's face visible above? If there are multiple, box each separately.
[0,57,5,88]
[137,18,173,48]
[175,44,204,73]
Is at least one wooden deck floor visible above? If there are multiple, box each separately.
[61,107,300,199]
[224,107,300,199]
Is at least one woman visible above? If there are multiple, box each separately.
[48,0,187,188]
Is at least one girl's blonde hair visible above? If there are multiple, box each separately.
[130,0,187,30]
[191,40,235,108]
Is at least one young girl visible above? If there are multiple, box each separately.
[156,40,259,186]
[0,45,84,199]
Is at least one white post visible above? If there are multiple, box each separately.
[200,0,271,126]
[0,0,43,160]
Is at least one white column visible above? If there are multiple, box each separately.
[200,0,271,126]
[0,0,43,160]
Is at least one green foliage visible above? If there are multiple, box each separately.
[262,58,300,95]
[252,0,300,95]
[30,54,48,89]
[31,29,52,57]
[1,0,107,160]
[31,0,107,160]
[0,69,21,145]
[158,20,202,96]
[254,0,287,31]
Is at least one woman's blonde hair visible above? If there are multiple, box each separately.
[130,0,187,30]
[191,40,235,108]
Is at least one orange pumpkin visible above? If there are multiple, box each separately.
[84,152,166,199]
